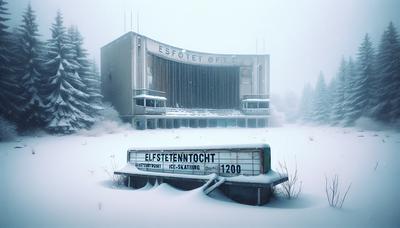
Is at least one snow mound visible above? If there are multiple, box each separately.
[79,120,130,136]
[97,102,122,123]
[78,103,131,136]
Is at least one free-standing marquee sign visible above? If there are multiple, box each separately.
[115,144,287,205]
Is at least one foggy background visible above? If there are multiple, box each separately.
[7,0,400,96]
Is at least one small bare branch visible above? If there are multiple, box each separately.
[276,159,302,199]
[374,161,379,171]
[103,155,124,186]
[325,174,351,208]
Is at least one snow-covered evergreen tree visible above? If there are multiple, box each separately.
[330,58,347,125]
[312,72,330,123]
[342,58,357,125]
[356,34,376,117]
[88,59,103,111]
[326,76,336,123]
[298,83,314,122]
[373,22,400,122]
[42,11,93,133]
[68,26,102,119]
[343,35,376,125]
[0,0,22,120]
[15,3,45,129]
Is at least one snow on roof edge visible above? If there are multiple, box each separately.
[134,94,167,100]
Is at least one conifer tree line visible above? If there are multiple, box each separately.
[299,22,400,126]
[0,0,102,134]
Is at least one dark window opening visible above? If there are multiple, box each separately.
[247,102,257,108]
[155,100,164,107]
[146,99,155,107]
[259,102,269,108]
[136,99,144,106]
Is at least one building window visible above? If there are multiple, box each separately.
[136,99,144,106]
[248,102,257,108]
[259,102,269,108]
[155,100,164,107]
[146,99,155,107]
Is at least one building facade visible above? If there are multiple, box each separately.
[101,32,270,129]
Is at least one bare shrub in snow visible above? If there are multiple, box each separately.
[0,116,17,141]
[103,155,124,186]
[276,160,302,199]
[325,174,351,208]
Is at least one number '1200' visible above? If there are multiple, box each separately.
[220,164,241,174]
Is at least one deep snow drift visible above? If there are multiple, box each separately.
[0,125,399,228]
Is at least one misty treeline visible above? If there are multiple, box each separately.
[298,22,400,126]
[0,0,102,136]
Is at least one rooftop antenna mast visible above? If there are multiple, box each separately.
[130,9,133,31]
[263,38,265,54]
[137,11,140,34]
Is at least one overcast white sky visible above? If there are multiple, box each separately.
[7,0,400,96]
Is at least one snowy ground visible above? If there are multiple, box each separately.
[0,125,399,228]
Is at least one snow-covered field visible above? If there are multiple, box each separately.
[0,125,399,228]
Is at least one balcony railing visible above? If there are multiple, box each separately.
[242,94,269,100]
[134,88,166,97]
[241,108,270,115]
[134,105,166,115]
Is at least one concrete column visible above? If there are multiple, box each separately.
[252,60,258,94]
[174,119,180,128]
[142,38,147,88]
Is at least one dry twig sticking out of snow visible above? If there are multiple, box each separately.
[277,160,302,199]
[374,161,379,171]
[325,174,351,208]
[103,155,125,186]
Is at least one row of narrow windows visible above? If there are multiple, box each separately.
[148,55,240,109]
